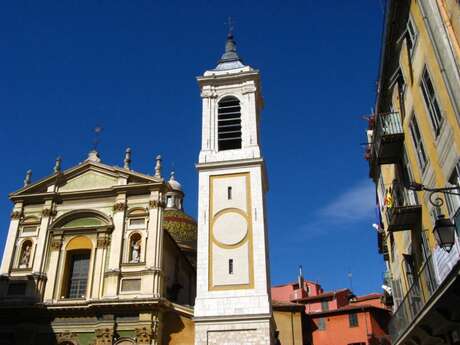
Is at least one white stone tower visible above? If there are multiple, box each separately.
[194,30,273,345]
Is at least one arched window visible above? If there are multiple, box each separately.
[129,233,142,263]
[62,236,92,299]
[18,240,33,268]
[218,96,242,151]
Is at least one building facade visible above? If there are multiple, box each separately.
[272,279,390,345]
[366,1,460,344]
[193,31,273,345]
[0,152,197,345]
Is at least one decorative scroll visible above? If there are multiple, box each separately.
[50,239,63,251]
[97,236,111,249]
[113,202,127,212]
[135,325,155,345]
[42,208,57,217]
[11,211,22,220]
[56,331,79,344]
[95,327,113,345]
[149,200,165,209]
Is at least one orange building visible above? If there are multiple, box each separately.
[272,278,391,345]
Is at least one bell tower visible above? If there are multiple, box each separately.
[194,30,273,345]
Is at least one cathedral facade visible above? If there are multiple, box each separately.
[0,32,274,345]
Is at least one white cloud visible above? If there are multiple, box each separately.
[318,180,375,223]
[297,180,375,238]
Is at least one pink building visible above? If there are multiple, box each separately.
[272,278,391,345]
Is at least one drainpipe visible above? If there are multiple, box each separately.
[418,0,460,125]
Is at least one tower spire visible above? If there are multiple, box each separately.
[219,18,241,64]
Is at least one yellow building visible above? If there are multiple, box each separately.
[367,0,460,344]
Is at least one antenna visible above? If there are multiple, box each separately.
[347,271,353,291]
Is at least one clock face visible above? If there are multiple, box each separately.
[212,212,248,246]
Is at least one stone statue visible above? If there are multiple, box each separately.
[131,241,140,263]
[19,244,31,268]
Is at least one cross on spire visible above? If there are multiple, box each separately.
[226,16,234,37]
[92,125,103,151]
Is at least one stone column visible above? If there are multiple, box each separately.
[0,202,23,274]
[104,194,126,298]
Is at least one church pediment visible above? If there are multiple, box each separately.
[59,170,118,192]
[10,160,162,197]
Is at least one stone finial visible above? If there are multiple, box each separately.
[124,147,132,170]
[54,156,62,173]
[87,150,101,163]
[24,169,32,187]
[154,155,162,178]
[169,170,175,181]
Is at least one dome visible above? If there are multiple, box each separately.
[163,209,197,250]
[168,171,183,192]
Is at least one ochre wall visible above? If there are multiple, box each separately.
[162,311,195,345]
[273,310,303,345]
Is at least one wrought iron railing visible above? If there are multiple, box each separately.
[373,112,403,158]
[386,180,419,223]
[389,256,438,342]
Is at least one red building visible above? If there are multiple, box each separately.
[272,278,391,345]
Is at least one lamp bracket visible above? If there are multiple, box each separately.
[408,183,460,208]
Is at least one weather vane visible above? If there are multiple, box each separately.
[92,125,103,151]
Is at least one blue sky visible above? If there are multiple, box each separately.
[0,0,385,295]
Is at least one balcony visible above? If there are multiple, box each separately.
[373,112,404,164]
[386,180,422,232]
[389,247,460,345]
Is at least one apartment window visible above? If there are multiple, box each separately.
[446,161,460,218]
[218,96,242,151]
[406,17,418,57]
[392,278,403,308]
[409,115,428,172]
[421,68,443,136]
[317,317,326,330]
[229,259,234,274]
[66,251,90,299]
[321,300,329,312]
[227,186,232,200]
[349,313,359,327]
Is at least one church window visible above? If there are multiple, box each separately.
[218,96,242,151]
[129,218,145,228]
[66,251,90,299]
[229,259,234,274]
[227,186,232,200]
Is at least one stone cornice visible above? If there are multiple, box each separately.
[10,182,166,204]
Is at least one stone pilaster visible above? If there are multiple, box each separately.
[32,199,56,274]
[104,194,126,298]
[44,234,62,301]
[0,202,23,274]
[92,233,110,299]
[144,191,164,298]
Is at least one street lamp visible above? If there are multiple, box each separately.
[409,182,459,252]
[433,214,456,253]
